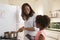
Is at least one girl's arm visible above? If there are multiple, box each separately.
[38,34,45,40]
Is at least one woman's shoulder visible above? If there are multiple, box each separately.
[33,13,37,17]
[32,14,37,19]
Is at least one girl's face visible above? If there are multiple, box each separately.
[36,23,41,28]
[24,5,30,15]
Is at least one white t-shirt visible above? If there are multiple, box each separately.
[24,14,39,36]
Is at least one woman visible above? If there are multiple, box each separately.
[17,3,39,40]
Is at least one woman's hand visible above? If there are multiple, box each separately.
[17,26,24,32]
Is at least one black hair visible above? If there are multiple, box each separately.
[21,3,35,20]
[36,15,50,29]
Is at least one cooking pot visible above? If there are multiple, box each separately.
[10,31,17,38]
[4,32,10,38]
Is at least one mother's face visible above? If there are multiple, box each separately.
[24,5,30,15]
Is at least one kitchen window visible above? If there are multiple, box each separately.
[49,22,60,29]
[48,22,60,32]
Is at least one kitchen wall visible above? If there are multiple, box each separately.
[0,0,9,4]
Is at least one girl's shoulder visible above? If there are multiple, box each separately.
[40,30,46,38]
[39,34,45,40]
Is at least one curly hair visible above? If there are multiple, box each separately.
[36,15,50,29]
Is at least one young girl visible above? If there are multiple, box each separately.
[35,15,50,40]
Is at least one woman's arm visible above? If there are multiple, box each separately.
[17,27,24,32]
[17,27,35,32]
[38,34,45,40]
[24,27,35,31]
